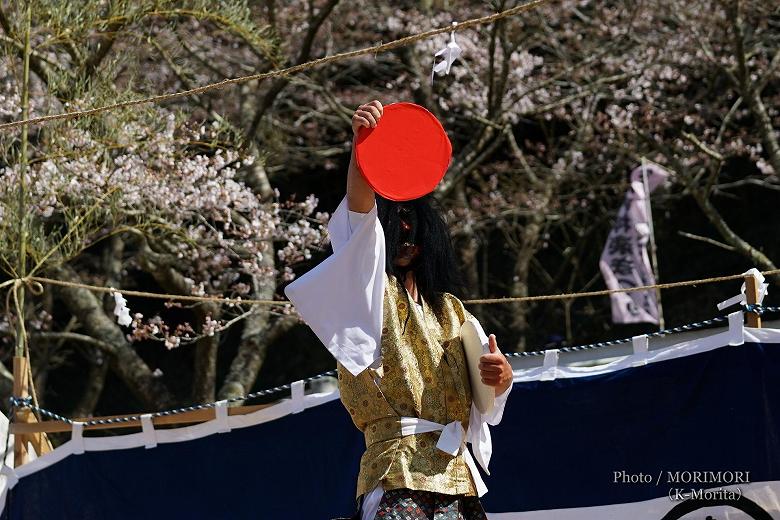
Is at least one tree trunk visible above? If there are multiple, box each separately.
[218,143,286,402]
[71,234,125,417]
[217,314,296,403]
[191,302,220,403]
[71,352,109,418]
[217,237,286,403]
[510,184,552,351]
[51,265,175,409]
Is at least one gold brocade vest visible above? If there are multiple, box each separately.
[336,272,477,502]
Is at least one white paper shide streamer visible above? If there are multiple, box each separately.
[717,267,769,312]
[431,22,462,85]
[112,290,132,327]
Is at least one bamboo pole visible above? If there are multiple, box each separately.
[12,357,31,466]
[640,157,665,330]
[13,3,32,468]
[15,3,30,358]
[745,273,762,328]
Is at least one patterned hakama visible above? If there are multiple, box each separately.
[332,488,488,520]
[373,488,488,519]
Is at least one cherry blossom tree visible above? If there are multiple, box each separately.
[273,0,778,349]
[0,0,776,424]
[0,1,330,417]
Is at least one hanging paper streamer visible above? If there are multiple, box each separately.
[717,267,769,311]
[431,22,462,85]
[112,290,132,327]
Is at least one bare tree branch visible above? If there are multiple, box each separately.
[247,0,340,138]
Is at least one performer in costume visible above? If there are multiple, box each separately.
[285,100,513,520]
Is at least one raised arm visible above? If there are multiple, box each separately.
[283,101,388,377]
[347,100,382,213]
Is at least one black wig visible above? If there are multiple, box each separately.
[376,194,466,319]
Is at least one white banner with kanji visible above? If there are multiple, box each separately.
[599,163,669,324]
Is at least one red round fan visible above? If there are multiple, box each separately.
[354,102,452,201]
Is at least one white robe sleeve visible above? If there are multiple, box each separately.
[464,313,514,476]
[484,378,512,426]
[283,195,386,377]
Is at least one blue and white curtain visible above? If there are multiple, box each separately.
[1,312,778,519]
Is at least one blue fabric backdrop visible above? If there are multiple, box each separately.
[3,341,778,519]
